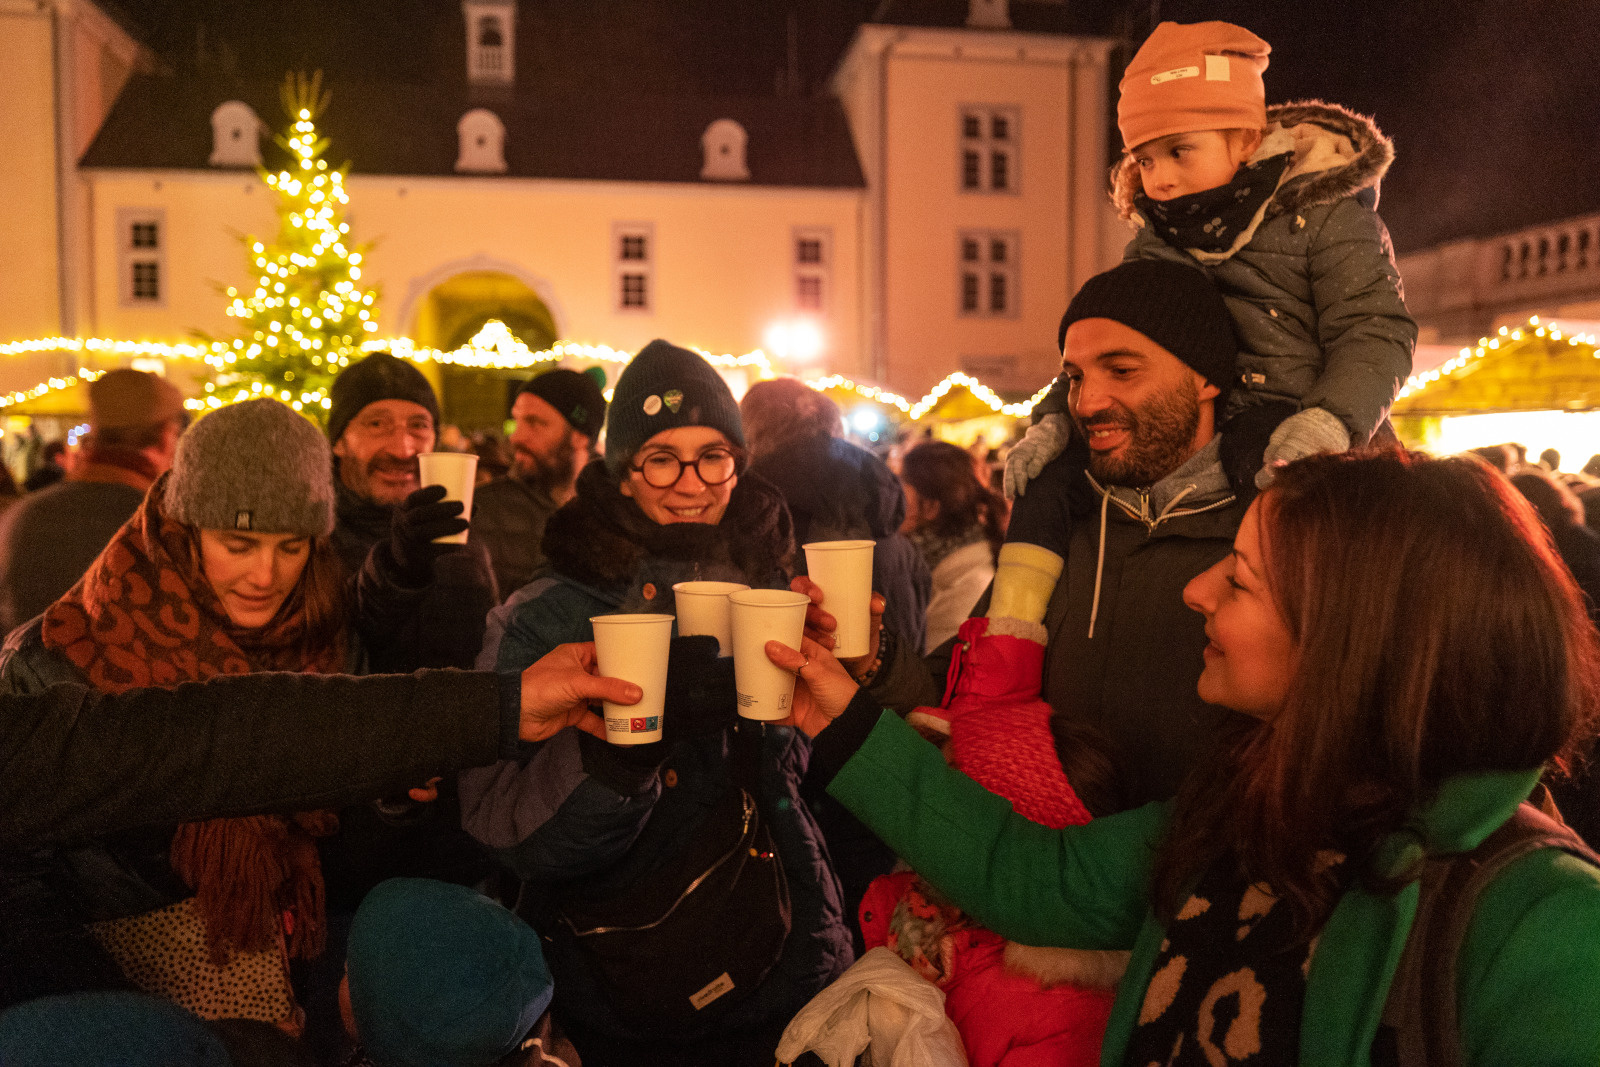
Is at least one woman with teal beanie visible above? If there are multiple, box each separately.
[776,449,1600,1065]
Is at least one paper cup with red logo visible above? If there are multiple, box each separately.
[728,589,810,721]
[417,452,479,544]
[589,613,673,744]
[672,581,749,657]
[802,540,876,658]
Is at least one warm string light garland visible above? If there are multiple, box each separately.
[1396,314,1600,402]
[0,327,1052,421]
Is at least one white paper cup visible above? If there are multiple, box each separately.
[418,452,479,544]
[589,613,673,744]
[672,581,749,657]
[728,589,810,721]
[802,540,876,658]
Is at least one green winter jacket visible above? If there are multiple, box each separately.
[1115,100,1417,444]
[830,711,1600,1067]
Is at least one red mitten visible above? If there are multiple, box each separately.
[943,616,1090,830]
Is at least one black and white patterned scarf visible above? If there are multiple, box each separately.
[1133,151,1293,254]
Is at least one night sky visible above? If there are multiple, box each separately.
[106,0,1600,254]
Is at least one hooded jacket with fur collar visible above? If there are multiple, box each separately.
[1113,99,1417,444]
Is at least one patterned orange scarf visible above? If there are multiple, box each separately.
[43,479,345,965]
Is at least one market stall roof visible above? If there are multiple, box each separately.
[1392,318,1600,417]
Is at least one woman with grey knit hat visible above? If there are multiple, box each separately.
[0,398,354,1032]
[465,340,852,1066]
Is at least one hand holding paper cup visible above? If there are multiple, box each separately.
[672,581,749,657]
[729,589,810,720]
[418,452,479,544]
[589,613,674,744]
[801,540,876,658]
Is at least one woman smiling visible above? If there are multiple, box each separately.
[779,449,1600,1065]
[465,340,850,1065]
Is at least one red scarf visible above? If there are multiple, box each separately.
[44,480,345,965]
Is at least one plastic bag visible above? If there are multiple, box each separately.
[776,947,967,1067]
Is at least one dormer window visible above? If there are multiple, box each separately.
[456,109,508,173]
[209,101,263,167]
[463,0,516,85]
[701,119,750,182]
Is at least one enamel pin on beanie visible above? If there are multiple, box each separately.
[604,340,746,475]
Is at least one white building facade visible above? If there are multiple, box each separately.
[1,0,1119,403]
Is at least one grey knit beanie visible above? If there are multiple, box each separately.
[164,398,336,536]
[603,340,745,475]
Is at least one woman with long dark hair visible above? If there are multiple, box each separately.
[898,440,1008,653]
[776,449,1600,1062]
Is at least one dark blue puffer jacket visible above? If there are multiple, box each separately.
[460,468,851,1062]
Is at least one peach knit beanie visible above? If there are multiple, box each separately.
[1118,21,1271,150]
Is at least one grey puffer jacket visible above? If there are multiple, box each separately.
[1114,99,1417,444]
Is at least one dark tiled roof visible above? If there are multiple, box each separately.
[867,0,1099,35]
[80,73,865,188]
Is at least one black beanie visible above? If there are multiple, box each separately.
[327,352,440,445]
[604,340,745,475]
[1056,260,1238,392]
[517,368,607,441]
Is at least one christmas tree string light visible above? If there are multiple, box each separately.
[207,71,377,415]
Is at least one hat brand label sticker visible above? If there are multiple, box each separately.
[690,972,735,1010]
[1151,65,1198,85]
[1204,54,1231,81]
[663,389,684,413]
[643,394,663,415]
[234,510,253,531]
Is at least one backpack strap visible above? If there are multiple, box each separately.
[1377,801,1600,1067]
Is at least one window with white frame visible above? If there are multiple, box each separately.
[615,222,653,312]
[793,227,831,313]
[959,230,1019,317]
[119,208,165,307]
[960,107,1019,193]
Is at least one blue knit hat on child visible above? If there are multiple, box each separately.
[347,878,555,1067]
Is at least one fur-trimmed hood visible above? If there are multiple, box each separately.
[1111,99,1394,230]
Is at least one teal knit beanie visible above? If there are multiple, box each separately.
[348,878,554,1067]
[603,339,745,475]
[0,992,230,1067]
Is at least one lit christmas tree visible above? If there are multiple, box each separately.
[212,71,378,418]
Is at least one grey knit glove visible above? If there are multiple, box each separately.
[1004,413,1072,501]
[1256,407,1351,489]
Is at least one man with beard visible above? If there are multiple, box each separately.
[472,369,606,598]
[326,352,500,672]
[844,260,1252,811]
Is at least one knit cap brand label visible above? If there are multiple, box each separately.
[1204,54,1231,81]
[234,510,253,530]
[1151,65,1198,85]
[690,972,735,1010]
[643,394,663,415]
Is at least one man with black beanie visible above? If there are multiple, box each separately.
[324,351,498,672]
[316,353,502,1011]
[472,367,607,598]
[855,260,1253,812]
